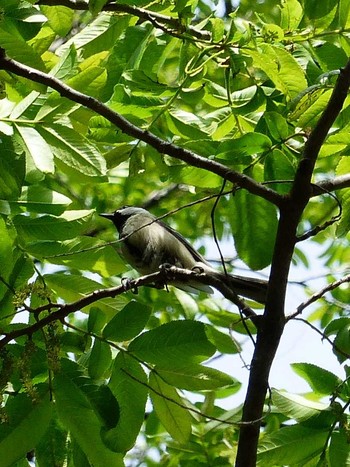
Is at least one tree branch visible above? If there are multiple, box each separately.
[235,59,350,467]
[312,174,350,196]
[0,52,283,207]
[288,273,350,319]
[37,0,211,41]
[0,267,260,350]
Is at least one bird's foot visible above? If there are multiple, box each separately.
[121,277,138,294]
[191,265,204,274]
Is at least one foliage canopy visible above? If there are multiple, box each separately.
[0,0,349,466]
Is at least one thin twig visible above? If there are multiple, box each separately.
[292,317,350,359]
[288,274,350,319]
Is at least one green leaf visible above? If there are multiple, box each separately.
[14,185,72,215]
[291,363,342,395]
[169,165,222,188]
[230,188,278,269]
[27,237,125,276]
[166,110,209,140]
[149,371,192,444]
[280,0,303,30]
[336,188,350,237]
[294,89,333,129]
[38,125,107,179]
[264,111,289,141]
[248,45,307,98]
[128,320,216,367]
[89,0,110,16]
[0,150,25,200]
[54,373,124,466]
[88,339,112,381]
[206,309,258,334]
[264,148,295,194]
[205,324,241,354]
[40,5,74,36]
[0,392,53,467]
[320,128,350,158]
[272,390,333,425]
[0,18,46,70]
[156,364,239,391]
[257,425,328,466]
[329,430,350,467]
[334,326,350,364]
[261,23,284,41]
[44,273,127,314]
[324,318,350,363]
[15,125,55,174]
[35,417,68,467]
[0,237,34,320]
[103,300,152,342]
[103,352,148,453]
[60,332,90,354]
[13,209,94,242]
[216,133,272,161]
[338,0,350,29]
[57,13,133,58]
[303,0,337,18]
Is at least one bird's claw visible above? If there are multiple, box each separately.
[192,265,204,274]
[121,277,138,294]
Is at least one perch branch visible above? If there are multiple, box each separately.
[0,267,260,350]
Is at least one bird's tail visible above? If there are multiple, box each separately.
[216,272,268,303]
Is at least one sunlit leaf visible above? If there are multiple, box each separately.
[291,363,342,395]
[13,210,94,241]
[257,425,328,466]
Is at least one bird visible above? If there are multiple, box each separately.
[100,206,267,303]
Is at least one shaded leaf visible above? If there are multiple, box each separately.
[149,371,192,444]
[103,300,152,342]
[54,373,124,466]
[88,340,112,380]
[156,364,239,391]
[0,391,53,467]
[128,320,216,367]
[103,352,148,453]
[230,188,278,270]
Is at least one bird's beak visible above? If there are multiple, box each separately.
[99,213,114,221]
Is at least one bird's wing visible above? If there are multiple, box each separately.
[156,219,210,265]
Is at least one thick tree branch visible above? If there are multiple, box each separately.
[235,59,350,467]
[312,174,350,196]
[0,52,283,207]
[37,0,211,41]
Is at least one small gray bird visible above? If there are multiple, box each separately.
[100,206,267,303]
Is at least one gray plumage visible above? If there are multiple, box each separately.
[100,206,267,303]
